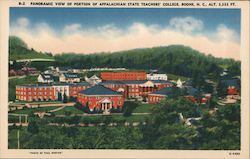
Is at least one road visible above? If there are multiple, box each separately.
[16,58,55,62]
[55,112,151,117]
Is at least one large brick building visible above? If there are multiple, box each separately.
[16,84,55,101]
[78,85,124,112]
[100,72,147,81]
[16,82,91,101]
[100,80,172,98]
[148,87,176,104]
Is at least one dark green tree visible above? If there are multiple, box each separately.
[27,121,39,134]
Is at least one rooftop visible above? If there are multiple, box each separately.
[100,80,172,85]
[79,85,122,96]
[63,73,79,78]
[149,87,176,96]
[40,73,54,80]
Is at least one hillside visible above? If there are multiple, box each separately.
[9,36,54,61]
[54,45,240,78]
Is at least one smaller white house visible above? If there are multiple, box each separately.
[85,75,102,85]
[37,74,54,83]
[56,67,71,73]
[59,73,80,83]
[147,74,168,81]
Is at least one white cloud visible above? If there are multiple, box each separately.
[215,24,239,42]
[16,17,30,28]
[10,16,240,60]
[169,16,203,33]
[63,23,82,34]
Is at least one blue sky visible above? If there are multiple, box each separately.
[10,8,240,33]
[10,8,241,59]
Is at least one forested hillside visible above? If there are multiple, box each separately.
[9,36,240,79]
[54,45,240,78]
[9,36,54,61]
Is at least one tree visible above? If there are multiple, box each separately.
[27,121,39,134]
[57,92,62,101]
[196,103,240,150]
[63,93,68,103]
[217,78,227,97]
[123,101,138,117]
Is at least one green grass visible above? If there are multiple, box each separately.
[13,101,63,105]
[53,106,84,115]
[167,73,190,81]
[112,115,148,122]
[10,106,59,114]
[132,103,158,113]
[8,127,27,149]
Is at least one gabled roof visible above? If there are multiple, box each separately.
[40,73,54,80]
[79,85,122,96]
[63,73,79,78]
[149,87,176,96]
[140,81,155,87]
[89,75,100,80]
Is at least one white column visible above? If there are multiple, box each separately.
[25,115,28,123]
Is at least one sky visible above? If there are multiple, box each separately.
[10,8,241,60]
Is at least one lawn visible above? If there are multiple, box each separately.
[112,114,148,122]
[132,103,158,113]
[10,106,59,114]
[53,106,84,115]
[13,101,63,105]
[167,73,190,81]
[77,114,148,123]
[8,127,28,149]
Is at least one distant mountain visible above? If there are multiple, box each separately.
[9,36,54,61]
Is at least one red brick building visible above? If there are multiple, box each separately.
[100,80,172,98]
[101,72,147,81]
[16,83,91,101]
[69,83,92,97]
[78,85,124,112]
[16,84,55,101]
[148,87,175,104]
[148,86,211,104]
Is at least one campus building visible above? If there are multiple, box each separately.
[148,86,211,104]
[37,73,54,83]
[16,84,55,101]
[148,87,176,104]
[16,82,91,101]
[100,72,147,81]
[100,80,173,98]
[77,85,124,112]
[59,73,80,83]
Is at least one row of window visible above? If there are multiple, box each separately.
[17,91,53,95]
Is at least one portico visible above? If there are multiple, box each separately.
[100,98,112,114]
